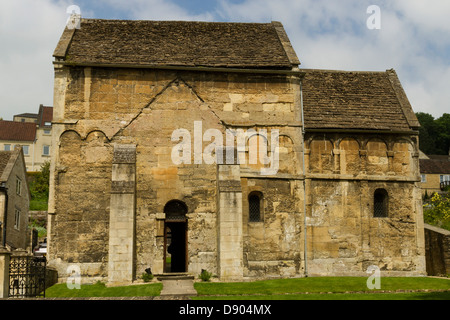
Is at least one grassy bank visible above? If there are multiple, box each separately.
[193,277,450,300]
[44,277,449,300]
[45,282,163,298]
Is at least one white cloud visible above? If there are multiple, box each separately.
[0,0,448,121]
[215,0,450,118]
[0,0,71,120]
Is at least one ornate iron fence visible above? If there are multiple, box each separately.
[9,255,46,298]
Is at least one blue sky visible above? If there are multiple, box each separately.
[0,0,449,121]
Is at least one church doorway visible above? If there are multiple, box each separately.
[163,200,188,273]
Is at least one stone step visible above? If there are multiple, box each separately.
[156,273,195,281]
[159,277,197,296]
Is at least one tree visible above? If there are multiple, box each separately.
[30,161,50,197]
[435,113,450,155]
[29,161,50,211]
[416,112,450,155]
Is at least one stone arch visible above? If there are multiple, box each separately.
[373,188,389,218]
[83,130,113,164]
[248,191,264,222]
[366,138,388,175]
[338,137,361,175]
[163,200,188,273]
[59,130,82,165]
[309,137,333,174]
[392,138,414,175]
[164,200,188,221]
[246,131,270,170]
[278,134,297,174]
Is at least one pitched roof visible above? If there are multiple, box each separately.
[301,69,420,132]
[0,151,13,179]
[54,19,299,70]
[0,121,36,142]
[420,159,450,174]
[14,113,38,119]
[37,105,53,128]
[0,148,23,182]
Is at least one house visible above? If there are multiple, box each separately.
[0,147,30,250]
[419,155,450,195]
[0,105,53,172]
[48,19,426,285]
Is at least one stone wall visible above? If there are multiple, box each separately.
[48,66,303,283]
[48,64,425,283]
[425,224,450,276]
[304,132,425,276]
[2,151,30,250]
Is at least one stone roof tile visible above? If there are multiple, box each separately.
[302,69,419,132]
[55,19,298,70]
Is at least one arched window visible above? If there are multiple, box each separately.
[164,200,188,222]
[248,192,263,222]
[373,189,388,218]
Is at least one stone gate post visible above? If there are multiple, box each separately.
[0,247,11,298]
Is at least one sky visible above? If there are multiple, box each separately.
[0,0,449,121]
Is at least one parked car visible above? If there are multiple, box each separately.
[34,241,47,257]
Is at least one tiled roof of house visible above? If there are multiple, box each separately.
[420,159,450,174]
[0,151,13,179]
[14,113,38,119]
[54,19,299,69]
[38,105,53,128]
[0,121,36,142]
[0,148,23,182]
[301,69,420,132]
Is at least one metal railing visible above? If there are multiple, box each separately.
[9,255,46,298]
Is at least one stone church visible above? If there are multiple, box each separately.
[48,19,426,285]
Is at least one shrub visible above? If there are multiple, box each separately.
[199,269,212,282]
[423,191,450,231]
[142,272,154,282]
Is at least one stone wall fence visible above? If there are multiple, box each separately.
[424,224,450,277]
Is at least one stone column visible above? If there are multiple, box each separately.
[217,147,243,281]
[108,144,136,286]
[0,248,11,298]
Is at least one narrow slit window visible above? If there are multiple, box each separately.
[249,193,262,222]
[374,189,388,218]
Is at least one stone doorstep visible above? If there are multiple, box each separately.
[156,273,195,281]
[157,273,197,296]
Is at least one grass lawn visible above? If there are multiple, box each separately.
[195,291,450,300]
[193,277,450,300]
[30,198,48,211]
[45,282,163,298]
[44,277,449,300]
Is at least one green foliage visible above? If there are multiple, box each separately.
[423,191,450,231]
[29,161,50,199]
[199,269,212,282]
[142,272,154,282]
[28,161,50,211]
[45,282,163,298]
[29,218,47,238]
[416,112,450,155]
[193,277,450,298]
